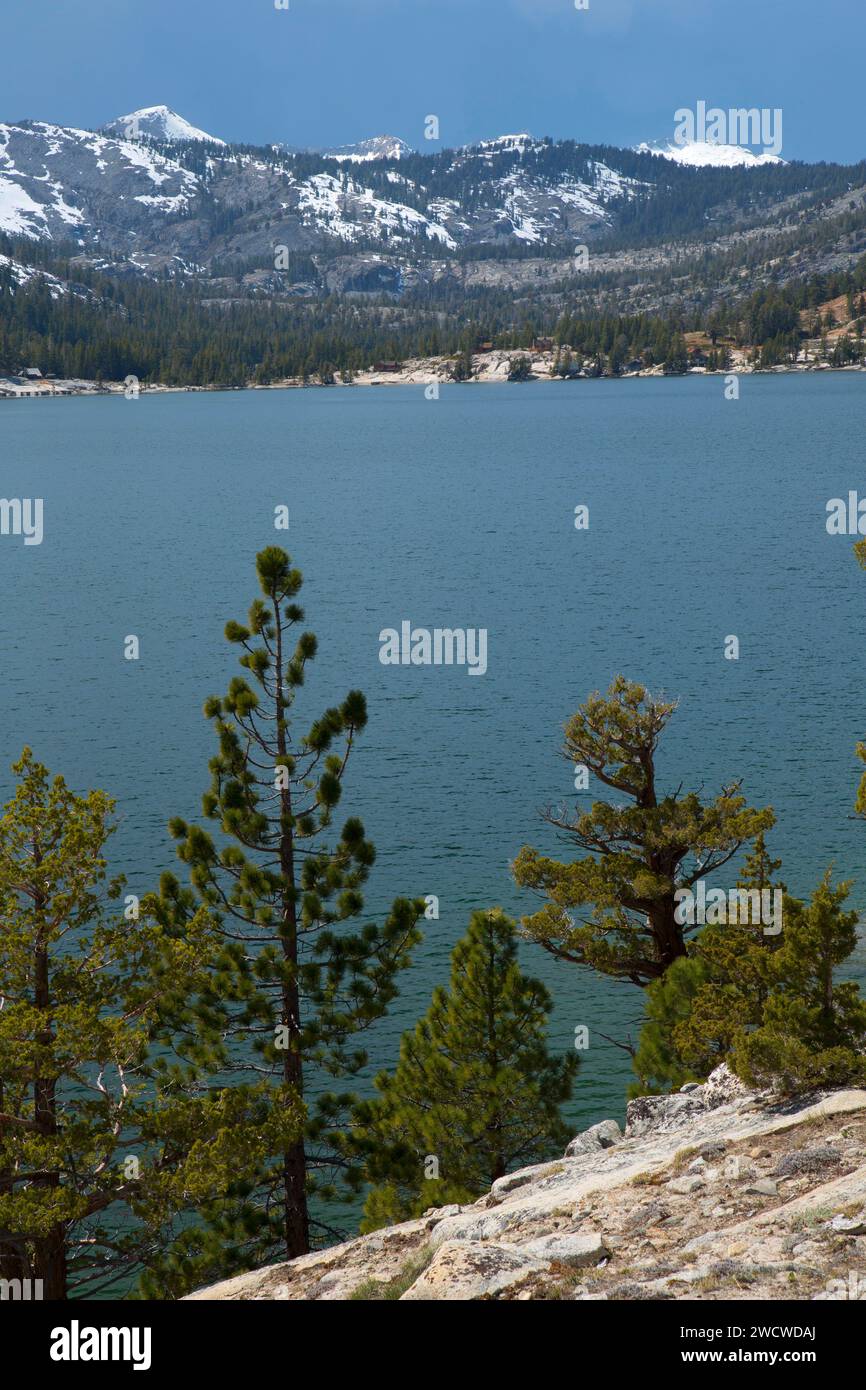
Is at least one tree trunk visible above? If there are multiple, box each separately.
[0,1090,30,1286]
[649,899,688,972]
[274,589,309,1259]
[34,1227,67,1301]
[33,926,67,1299]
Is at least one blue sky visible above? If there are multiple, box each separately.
[3,0,863,163]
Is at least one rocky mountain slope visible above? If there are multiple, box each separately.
[185,1068,866,1301]
[2,107,864,302]
[0,116,649,274]
[100,105,226,146]
[318,135,413,163]
[4,108,866,384]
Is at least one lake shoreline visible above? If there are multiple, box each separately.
[3,357,866,402]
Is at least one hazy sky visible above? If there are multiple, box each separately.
[3,0,863,163]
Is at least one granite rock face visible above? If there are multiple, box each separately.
[565,1119,622,1157]
[185,1068,866,1302]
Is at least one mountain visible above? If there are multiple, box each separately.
[473,133,537,156]
[321,135,413,162]
[1,106,866,341]
[636,139,785,168]
[0,118,656,271]
[2,110,846,278]
[0,119,202,248]
[101,105,225,146]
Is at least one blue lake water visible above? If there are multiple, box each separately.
[2,373,866,1171]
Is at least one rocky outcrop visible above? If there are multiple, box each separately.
[185,1067,866,1302]
[565,1118,623,1156]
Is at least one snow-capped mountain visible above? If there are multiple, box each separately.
[322,135,413,163]
[0,113,653,268]
[0,107,818,291]
[0,120,200,245]
[635,139,785,168]
[472,133,537,156]
[101,105,225,146]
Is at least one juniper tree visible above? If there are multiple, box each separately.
[513,677,774,987]
[352,909,577,1231]
[160,547,423,1266]
[0,750,279,1300]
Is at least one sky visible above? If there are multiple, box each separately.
[2,0,863,164]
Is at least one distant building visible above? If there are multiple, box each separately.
[373,361,401,373]
[21,367,43,379]
[0,377,60,398]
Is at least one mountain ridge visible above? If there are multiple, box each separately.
[3,106,866,387]
[1,108,857,283]
[101,104,227,146]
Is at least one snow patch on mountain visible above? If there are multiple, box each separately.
[323,135,413,163]
[134,191,195,212]
[636,140,785,168]
[295,172,455,247]
[590,160,642,199]
[0,175,50,236]
[0,120,201,241]
[102,106,226,147]
[0,125,90,236]
[473,133,538,157]
[493,162,645,242]
[0,252,91,300]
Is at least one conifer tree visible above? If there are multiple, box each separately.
[352,909,577,1231]
[732,872,866,1094]
[630,833,784,1092]
[0,750,275,1300]
[158,547,423,1267]
[627,955,710,1096]
[513,677,774,987]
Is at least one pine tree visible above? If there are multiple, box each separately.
[628,956,711,1096]
[630,833,784,1092]
[157,547,424,1269]
[733,872,866,1094]
[513,677,774,987]
[352,909,577,1231]
[0,749,275,1300]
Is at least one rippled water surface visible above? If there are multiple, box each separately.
[2,373,865,1143]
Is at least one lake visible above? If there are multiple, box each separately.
[2,372,865,1167]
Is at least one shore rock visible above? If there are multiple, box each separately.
[565,1119,622,1157]
[399,1242,548,1301]
[185,1076,866,1303]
